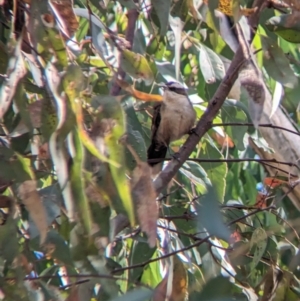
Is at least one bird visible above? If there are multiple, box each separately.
[147,81,196,168]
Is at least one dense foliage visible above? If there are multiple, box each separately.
[1,0,300,300]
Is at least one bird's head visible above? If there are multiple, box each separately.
[159,81,188,96]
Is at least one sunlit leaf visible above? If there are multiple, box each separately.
[121,49,154,84]
[169,15,183,80]
[74,8,107,57]
[0,37,26,119]
[198,44,225,84]
[92,96,135,226]
[69,130,92,236]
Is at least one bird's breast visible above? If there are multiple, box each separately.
[157,93,196,145]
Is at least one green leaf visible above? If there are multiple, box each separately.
[129,239,157,282]
[266,13,300,43]
[0,37,26,119]
[140,252,162,288]
[194,275,244,301]
[87,255,120,298]
[0,215,19,265]
[28,185,61,239]
[108,288,153,301]
[121,49,154,84]
[46,62,76,221]
[180,161,208,195]
[43,230,73,266]
[151,0,171,36]
[221,103,248,151]
[63,65,117,166]
[198,44,225,84]
[169,15,183,80]
[74,8,107,57]
[92,96,135,226]
[250,227,268,274]
[125,124,147,170]
[196,183,231,242]
[261,35,298,88]
[0,148,33,183]
[69,130,93,236]
[46,27,68,67]
[199,141,227,203]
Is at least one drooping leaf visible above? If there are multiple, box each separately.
[68,130,92,236]
[121,49,154,84]
[270,81,284,118]
[74,8,108,57]
[198,44,225,84]
[49,0,79,39]
[19,180,48,244]
[28,185,62,239]
[125,125,147,170]
[92,96,135,226]
[27,0,68,66]
[153,256,188,301]
[169,15,183,81]
[129,239,157,282]
[261,35,298,88]
[199,141,227,203]
[180,161,208,195]
[266,12,300,43]
[0,37,26,119]
[249,227,268,274]
[46,61,76,221]
[141,252,162,288]
[151,0,171,36]
[131,162,158,248]
[221,103,248,150]
[196,183,231,242]
[37,230,73,266]
[194,275,244,300]
[62,65,118,166]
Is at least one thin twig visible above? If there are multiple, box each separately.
[212,122,300,137]
[111,204,274,275]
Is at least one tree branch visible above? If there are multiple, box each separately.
[154,0,267,194]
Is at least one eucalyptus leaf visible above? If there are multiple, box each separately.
[151,0,171,36]
[261,35,298,88]
[196,183,231,242]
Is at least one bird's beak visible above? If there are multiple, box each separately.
[157,82,167,89]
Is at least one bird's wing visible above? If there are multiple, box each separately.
[147,104,167,166]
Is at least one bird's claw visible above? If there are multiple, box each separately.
[172,152,181,162]
[189,127,199,137]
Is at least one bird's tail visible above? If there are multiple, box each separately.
[147,141,168,166]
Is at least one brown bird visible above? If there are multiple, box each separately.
[147,81,196,167]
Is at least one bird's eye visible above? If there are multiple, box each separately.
[168,86,177,92]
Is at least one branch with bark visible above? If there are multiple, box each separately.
[154,0,268,194]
